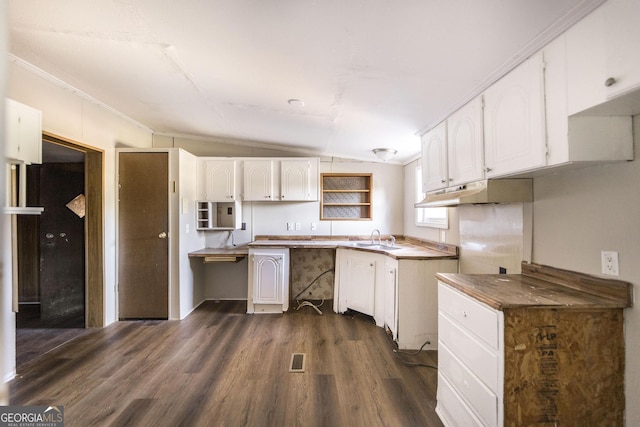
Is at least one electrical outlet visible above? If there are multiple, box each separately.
[295,222,301,230]
[287,222,293,231]
[311,222,317,231]
[601,251,619,276]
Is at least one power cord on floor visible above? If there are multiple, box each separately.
[291,269,334,315]
[294,299,325,315]
[392,339,438,369]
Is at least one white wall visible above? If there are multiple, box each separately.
[532,116,640,426]
[178,149,206,318]
[2,59,153,382]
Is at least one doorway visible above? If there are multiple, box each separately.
[14,133,104,368]
[17,156,86,328]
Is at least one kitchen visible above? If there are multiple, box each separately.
[2,0,640,425]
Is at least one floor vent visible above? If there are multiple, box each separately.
[289,353,306,373]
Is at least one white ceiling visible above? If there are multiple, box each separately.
[8,0,605,163]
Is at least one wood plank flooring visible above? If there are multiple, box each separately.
[10,300,443,427]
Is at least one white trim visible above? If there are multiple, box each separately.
[8,54,153,133]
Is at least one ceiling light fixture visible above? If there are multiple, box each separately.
[287,99,305,107]
[372,148,397,161]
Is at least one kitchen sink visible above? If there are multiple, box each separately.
[352,242,401,251]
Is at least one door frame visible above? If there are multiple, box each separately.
[42,132,104,327]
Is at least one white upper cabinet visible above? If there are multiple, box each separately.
[421,121,448,192]
[421,97,484,193]
[243,159,277,201]
[243,158,319,202]
[5,99,42,165]
[565,7,607,115]
[602,0,640,99]
[201,159,237,201]
[447,96,485,186]
[566,0,640,114]
[280,158,319,201]
[483,52,546,177]
[545,34,633,166]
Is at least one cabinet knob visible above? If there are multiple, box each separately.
[441,179,446,183]
[485,167,492,173]
[605,77,617,87]
[462,310,467,318]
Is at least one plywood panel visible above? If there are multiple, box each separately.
[503,308,625,426]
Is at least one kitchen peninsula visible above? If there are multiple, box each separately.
[436,262,632,426]
[190,236,459,350]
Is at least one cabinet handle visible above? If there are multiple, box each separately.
[485,167,492,173]
[441,179,446,183]
[605,77,617,87]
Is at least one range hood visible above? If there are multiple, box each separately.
[415,179,533,207]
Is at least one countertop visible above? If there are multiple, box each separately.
[188,236,458,261]
[247,235,458,260]
[188,245,249,262]
[436,262,633,310]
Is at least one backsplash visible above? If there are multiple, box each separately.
[458,203,532,274]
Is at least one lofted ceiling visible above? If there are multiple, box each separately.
[7,0,605,163]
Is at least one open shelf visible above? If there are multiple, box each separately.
[320,173,372,220]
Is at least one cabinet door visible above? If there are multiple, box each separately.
[281,159,314,201]
[483,52,546,177]
[603,0,640,99]
[252,252,286,304]
[421,121,448,192]
[203,160,236,201]
[447,97,484,186]
[565,7,607,115]
[5,99,42,164]
[346,254,376,316]
[384,261,398,339]
[243,160,275,201]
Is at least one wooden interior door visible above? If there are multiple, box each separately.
[118,152,169,319]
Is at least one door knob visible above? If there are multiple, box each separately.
[158,232,167,239]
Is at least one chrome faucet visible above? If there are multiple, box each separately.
[370,229,381,245]
[387,235,396,247]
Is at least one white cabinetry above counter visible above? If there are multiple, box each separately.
[243,158,319,202]
[421,96,485,193]
[419,0,637,187]
[197,157,319,203]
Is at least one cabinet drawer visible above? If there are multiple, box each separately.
[438,282,500,350]
[439,312,500,393]
[436,373,485,427]
[439,342,498,427]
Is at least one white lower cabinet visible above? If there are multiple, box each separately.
[383,258,398,340]
[335,249,458,349]
[345,251,377,317]
[437,282,504,427]
[336,249,385,324]
[247,248,289,314]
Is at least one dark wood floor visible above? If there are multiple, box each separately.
[10,300,443,427]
